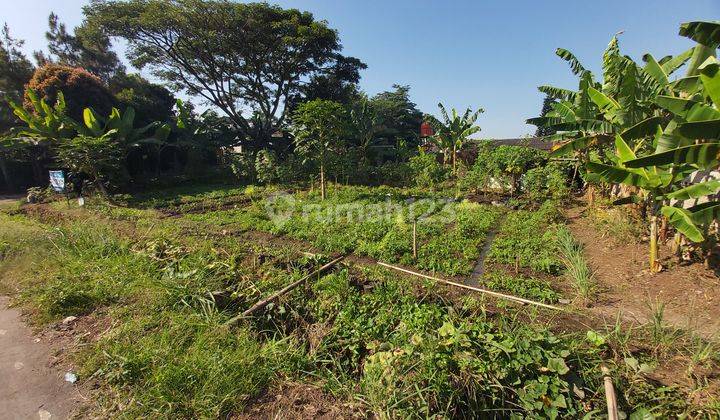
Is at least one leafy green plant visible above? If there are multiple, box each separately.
[428,103,483,175]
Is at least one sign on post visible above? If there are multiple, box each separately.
[49,170,65,193]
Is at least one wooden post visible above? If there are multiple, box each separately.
[412,220,417,260]
[601,365,619,420]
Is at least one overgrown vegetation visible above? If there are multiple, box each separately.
[2,196,715,418]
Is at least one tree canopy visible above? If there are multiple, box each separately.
[85,0,364,146]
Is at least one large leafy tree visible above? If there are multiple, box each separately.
[86,0,362,146]
[370,85,424,153]
[24,64,117,122]
[37,13,125,81]
[110,73,176,126]
[292,99,348,200]
[0,24,35,190]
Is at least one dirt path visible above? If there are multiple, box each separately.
[0,296,79,420]
[468,213,507,287]
[565,207,720,339]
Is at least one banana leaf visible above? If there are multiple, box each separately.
[688,201,720,225]
[642,53,668,86]
[662,206,704,242]
[666,179,720,200]
[678,119,720,139]
[588,87,621,123]
[615,134,637,163]
[624,143,720,169]
[698,57,720,108]
[679,21,720,47]
[549,134,610,157]
[538,85,577,101]
[620,116,662,140]
[654,96,720,121]
[673,76,702,95]
[556,48,588,76]
[586,161,652,188]
[661,47,695,75]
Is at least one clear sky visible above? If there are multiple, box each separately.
[2,0,719,138]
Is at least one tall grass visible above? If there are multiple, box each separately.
[556,226,595,301]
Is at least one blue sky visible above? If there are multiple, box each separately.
[2,0,719,137]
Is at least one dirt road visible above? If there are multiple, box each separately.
[0,296,77,420]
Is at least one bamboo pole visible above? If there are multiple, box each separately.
[412,220,417,260]
[601,365,619,420]
[226,255,345,326]
[377,262,562,311]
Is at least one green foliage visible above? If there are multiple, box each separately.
[86,0,358,144]
[429,103,483,174]
[57,133,124,192]
[481,272,560,303]
[556,226,595,300]
[523,162,571,202]
[489,201,564,273]
[408,150,447,188]
[463,143,547,195]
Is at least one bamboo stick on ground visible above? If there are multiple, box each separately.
[601,365,619,420]
[377,261,562,311]
[226,255,345,326]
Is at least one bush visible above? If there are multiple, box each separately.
[229,153,256,183]
[408,151,447,188]
[24,64,116,121]
[523,162,570,201]
[254,150,280,184]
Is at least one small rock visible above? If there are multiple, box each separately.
[14,361,24,370]
[64,372,78,383]
[38,409,52,420]
[62,316,77,325]
[559,298,571,305]
[34,338,41,343]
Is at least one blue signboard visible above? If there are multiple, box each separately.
[49,170,65,193]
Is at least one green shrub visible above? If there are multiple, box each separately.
[409,151,447,188]
[523,162,570,202]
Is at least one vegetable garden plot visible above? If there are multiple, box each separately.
[185,186,505,276]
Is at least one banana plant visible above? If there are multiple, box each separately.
[586,133,705,271]
[430,103,483,176]
[8,89,77,142]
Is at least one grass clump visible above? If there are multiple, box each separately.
[556,226,595,301]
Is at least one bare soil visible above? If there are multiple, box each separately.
[0,296,82,420]
[565,206,720,338]
[235,383,368,419]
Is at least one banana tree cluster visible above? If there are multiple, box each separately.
[429,103,483,176]
[7,88,171,194]
[530,21,720,271]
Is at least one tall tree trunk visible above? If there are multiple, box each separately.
[320,163,326,201]
[0,156,15,192]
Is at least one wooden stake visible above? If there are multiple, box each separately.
[412,220,417,260]
[226,255,345,326]
[601,365,619,420]
[377,261,562,311]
